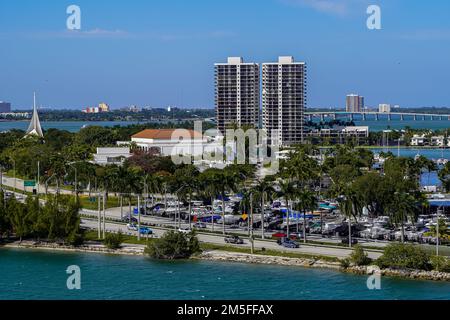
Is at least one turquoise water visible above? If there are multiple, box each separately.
[1,249,449,300]
[0,121,145,132]
[1,116,450,133]
[370,148,450,160]
[353,119,450,131]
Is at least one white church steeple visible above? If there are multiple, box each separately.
[26,92,44,138]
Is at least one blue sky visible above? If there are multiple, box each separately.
[0,0,449,110]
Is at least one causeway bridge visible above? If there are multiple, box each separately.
[304,111,450,122]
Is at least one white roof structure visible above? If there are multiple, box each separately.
[26,92,44,138]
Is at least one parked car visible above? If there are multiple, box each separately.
[127,223,138,231]
[277,237,299,248]
[281,239,300,249]
[224,235,244,244]
[139,227,153,235]
[178,227,192,234]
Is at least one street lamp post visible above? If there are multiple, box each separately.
[137,194,141,241]
[0,165,3,192]
[37,161,40,197]
[250,192,254,254]
[13,159,16,193]
[175,184,187,230]
[97,192,101,239]
[102,192,106,239]
[67,162,78,197]
[436,206,442,257]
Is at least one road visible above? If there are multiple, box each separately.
[80,206,389,248]
[80,218,383,259]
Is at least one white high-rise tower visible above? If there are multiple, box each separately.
[262,56,307,146]
[215,57,260,133]
[26,92,44,138]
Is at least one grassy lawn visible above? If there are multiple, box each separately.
[79,195,138,210]
[199,242,341,262]
[83,230,154,245]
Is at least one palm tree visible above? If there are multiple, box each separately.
[277,180,295,238]
[197,171,214,230]
[174,165,199,229]
[296,187,318,243]
[219,170,239,235]
[253,178,275,239]
[338,187,362,248]
[389,192,418,243]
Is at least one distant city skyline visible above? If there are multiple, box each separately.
[1,0,450,110]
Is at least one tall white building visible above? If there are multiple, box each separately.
[215,57,260,133]
[262,56,307,146]
[378,104,391,113]
[346,94,364,112]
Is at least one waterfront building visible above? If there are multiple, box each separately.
[262,56,307,146]
[411,134,428,146]
[118,128,218,157]
[342,126,369,138]
[0,112,29,118]
[25,92,44,138]
[0,101,11,113]
[378,104,391,113]
[82,102,110,113]
[93,147,132,165]
[215,57,260,133]
[430,136,445,147]
[308,126,369,139]
[346,94,364,112]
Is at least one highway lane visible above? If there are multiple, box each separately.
[81,206,389,248]
[80,218,383,259]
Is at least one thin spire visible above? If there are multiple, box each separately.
[26,91,44,138]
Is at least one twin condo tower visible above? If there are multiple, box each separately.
[215,56,307,146]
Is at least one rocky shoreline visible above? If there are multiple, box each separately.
[3,242,450,282]
[198,250,450,282]
[2,240,145,256]
[347,265,450,282]
[197,250,342,269]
